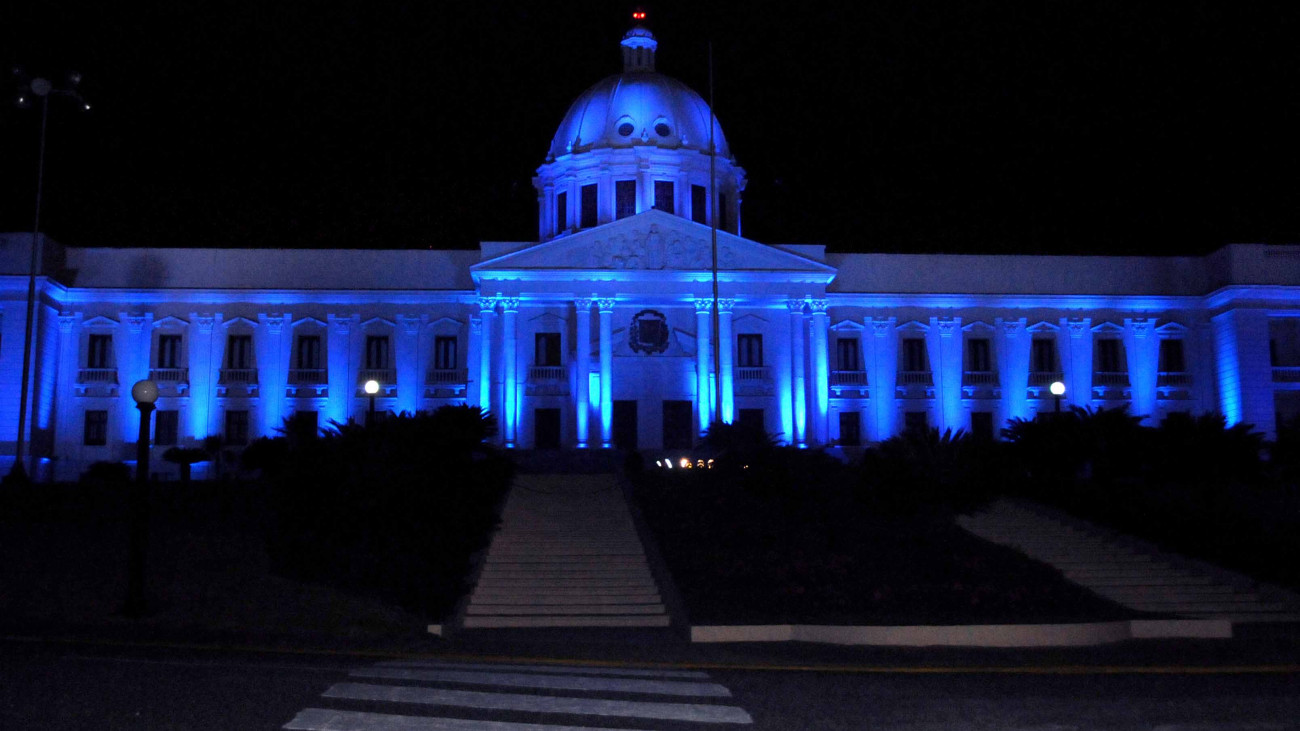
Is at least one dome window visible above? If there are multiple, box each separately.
[617,119,635,137]
[654,121,672,137]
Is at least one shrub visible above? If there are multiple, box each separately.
[859,428,1001,518]
[80,460,130,486]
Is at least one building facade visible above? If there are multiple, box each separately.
[4,26,1300,480]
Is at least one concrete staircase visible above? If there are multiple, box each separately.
[958,500,1300,623]
[460,473,670,629]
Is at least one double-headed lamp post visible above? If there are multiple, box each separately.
[364,379,380,424]
[125,379,158,617]
[1050,380,1066,415]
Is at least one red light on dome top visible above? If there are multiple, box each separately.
[632,10,647,20]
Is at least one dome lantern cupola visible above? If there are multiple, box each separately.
[621,26,657,72]
[533,23,747,243]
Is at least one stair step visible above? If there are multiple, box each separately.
[470,594,662,605]
[468,603,665,615]
[462,615,671,628]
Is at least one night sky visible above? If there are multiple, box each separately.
[3,1,1299,256]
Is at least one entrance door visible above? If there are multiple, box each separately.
[663,400,694,450]
[534,408,561,450]
[613,400,638,451]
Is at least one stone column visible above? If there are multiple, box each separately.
[188,313,223,440]
[1123,317,1161,424]
[255,313,291,438]
[54,313,81,475]
[325,314,355,426]
[477,297,497,417]
[501,298,520,448]
[467,314,482,407]
[717,298,735,424]
[116,313,153,443]
[695,299,713,433]
[997,317,1031,426]
[1061,318,1093,412]
[574,297,593,448]
[929,316,963,434]
[788,299,807,447]
[598,298,616,447]
[866,317,898,441]
[809,300,830,445]
[394,315,423,415]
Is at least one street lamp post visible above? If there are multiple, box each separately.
[1050,380,1066,415]
[7,71,90,483]
[125,379,158,618]
[364,379,380,425]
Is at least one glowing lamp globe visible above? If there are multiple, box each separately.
[1049,381,1066,397]
[131,379,159,405]
[364,379,380,395]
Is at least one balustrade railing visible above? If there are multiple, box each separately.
[289,368,327,385]
[427,368,468,385]
[830,370,868,386]
[78,368,118,384]
[1092,371,1130,387]
[219,368,258,384]
[528,365,566,382]
[1157,371,1192,387]
[736,366,771,381]
[357,368,395,385]
[897,370,933,386]
[149,367,188,383]
[1028,371,1063,387]
[1273,366,1300,383]
[962,370,998,386]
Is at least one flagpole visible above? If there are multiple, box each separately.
[709,41,722,426]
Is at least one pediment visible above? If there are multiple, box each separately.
[472,210,836,280]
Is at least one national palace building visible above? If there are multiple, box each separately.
[4,25,1300,480]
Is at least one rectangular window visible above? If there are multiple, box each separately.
[296,335,321,369]
[226,334,252,369]
[1096,339,1122,372]
[365,335,389,370]
[1032,338,1056,372]
[157,334,182,369]
[967,338,991,372]
[535,332,561,367]
[738,408,765,434]
[288,410,318,442]
[839,411,862,446]
[653,180,674,213]
[719,193,729,231]
[154,410,179,446]
[836,338,860,371]
[615,179,637,219]
[556,190,568,232]
[83,410,108,446]
[580,184,598,228]
[225,409,249,446]
[434,336,457,370]
[737,334,763,368]
[87,334,113,368]
[902,338,926,372]
[1159,339,1186,372]
[970,412,995,441]
[691,184,707,224]
[904,411,928,433]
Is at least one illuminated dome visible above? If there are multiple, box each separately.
[546,27,731,160]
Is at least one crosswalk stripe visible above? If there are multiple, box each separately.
[350,667,730,697]
[284,707,650,731]
[323,682,754,725]
[375,660,710,679]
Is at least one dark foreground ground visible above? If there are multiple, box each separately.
[2,634,1298,730]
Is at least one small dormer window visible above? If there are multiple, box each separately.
[617,121,635,137]
[654,120,671,137]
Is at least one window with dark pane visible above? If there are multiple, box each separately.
[154,410,179,446]
[83,410,108,446]
[1159,339,1185,372]
[434,336,457,370]
[157,334,182,368]
[226,335,252,369]
[556,190,568,232]
[836,338,859,371]
[580,184,598,228]
[535,332,561,367]
[653,180,674,213]
[87,334,112,368]
[737,334,763,368]
[967,338,991,372]
[615,180,636,219]
[225,409,249,445]
[902,338,926,372]
[691,184,707,224]
[1032,338,1056,372]
[365,335,389,370]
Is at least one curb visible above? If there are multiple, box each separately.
[690,619,1232,647]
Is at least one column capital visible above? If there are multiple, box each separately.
[999,318,1024,337]
[478,296,498,313]
[808,299,828,315]
[398,314,423,335]
[933,317,960,337]
[785,298,806,314]
[58,313,78,333]
[694,298,714,314]
[716,298,735,313]
[1065,317,1091,338]
[261,313,289,335]
[195,314,218,334]
[1126,317,1154,338]
[124,314,149,333]
[469,314,482,332]
[597,298,617,313]
[329,315,352,335]
[870,318,895,337]
[500,298,521,313]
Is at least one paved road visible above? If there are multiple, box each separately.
[2,639,1298,730]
